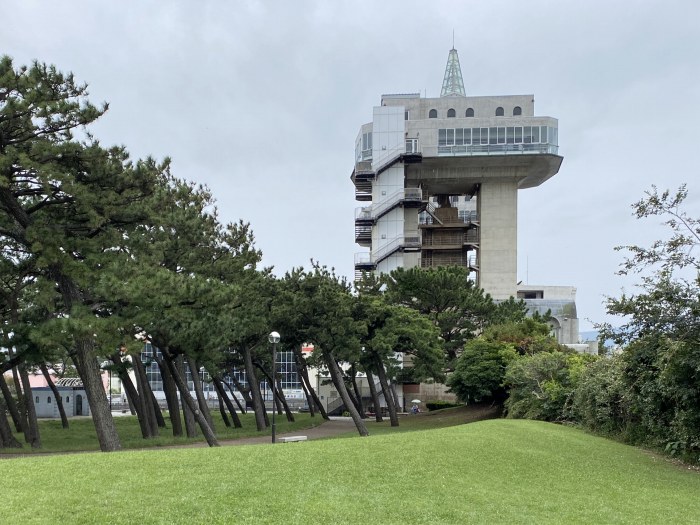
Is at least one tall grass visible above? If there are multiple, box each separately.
[2,419,699,524]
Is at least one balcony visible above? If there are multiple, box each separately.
[438,143,558,156]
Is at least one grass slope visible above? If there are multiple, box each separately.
[2,419,699,524]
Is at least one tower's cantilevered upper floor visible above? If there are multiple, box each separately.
[352,48,563,300]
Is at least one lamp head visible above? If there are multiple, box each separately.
[268,331,280,344]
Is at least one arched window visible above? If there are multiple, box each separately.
[447,108,456,118]
[466,108,474,117]
[495,107,504,116]
[513,106,522,116]
[429,109,438,118]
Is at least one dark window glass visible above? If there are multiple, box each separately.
[446,129,455,145]
[447,108,456,118]
[532,126,540,143]
[506,127,515,144]
[481,127,489,145]
[438,129,447,146]
[497,127,506,144]
[466,108,474,117]
[455,128,463,145]
[36,396,39,403]
[495,107,504,116]
[515,127,522,143]
[464,128,471,145]
[513,106,522,116]
[489,127,497,144]
[48,396,52,403]
[523,126,532,144]
[472,127,480,144]
[429,109,438,118]
[405,111,409,120]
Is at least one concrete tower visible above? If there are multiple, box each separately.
[352,49,563,301]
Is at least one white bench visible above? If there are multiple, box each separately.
[279,435,308,443]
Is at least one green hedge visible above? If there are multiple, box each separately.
[425,400,463,411]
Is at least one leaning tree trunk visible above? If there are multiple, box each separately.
[300,380,316,417]
[52,269,121,452]
[186,357,214,430]
[0,396,22,448]
[18,365,40,448]
[213,378,242,428]
[0,373,23,433]
[376,358,399,427]
[256,364,295,422]
[390,381,401,413]
[224,378,247,416]
[349,367,365,418]
[298,364,329,420]
[228,375,250,415]
[365,370,383,423]
[324,351,369,437]
[132,355,159,438]
[175,356,197,438]
[40,364,68,429]
[157,357,183,437]
[242,347,267,431]
[110,353,150,438]
[162,350,219,447]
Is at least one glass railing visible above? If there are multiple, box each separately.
[438,143,558,155]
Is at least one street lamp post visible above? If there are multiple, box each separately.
[268,331,280,443]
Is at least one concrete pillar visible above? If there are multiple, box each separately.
[478,180,518,299]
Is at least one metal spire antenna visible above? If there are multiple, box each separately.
[440,46,466,97]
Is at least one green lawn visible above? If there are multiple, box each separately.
[0,411,326,453]
[2,419,699,524]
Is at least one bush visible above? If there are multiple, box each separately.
[505,351,594,422]
[573,355,628,435]
[425,400,462,411]
[447,339,517,404]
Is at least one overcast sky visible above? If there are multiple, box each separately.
[4,0,700,333]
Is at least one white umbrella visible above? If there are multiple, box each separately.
[411,399,421,404]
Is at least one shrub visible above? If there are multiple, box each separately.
[505,351,594,422]
[446,339,517,404]
[425,400,462,411]
[573,355,628,435]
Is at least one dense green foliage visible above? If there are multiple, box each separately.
[447,339,517,403]
[3,420,700,524]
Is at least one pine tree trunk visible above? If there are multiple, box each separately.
[0,395,22,448]
[213,378,242,428]
[242,347,267,431]
[224,378,247,416]
[350,368,365,417]
[157,357,182,437]
[275,377,295,422]
[0,374,23,433]
[298,366,329,420]
[163,350,219,447]
[132,356,158,438]
[73,340,122,451]
[391,382,401,413]
[229,375,250,414]
[175,356,197,438]
[325,351,369,437]
[40,364,69,429]
[376,359,399,427]
[300,380,316,417]
[52,269,121,452]
[110,354,150,438]
[19,365,40,448]
[365,370,383,422]
[150,390,166,428]
[186,357,214,430]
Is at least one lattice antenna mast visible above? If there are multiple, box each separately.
[440,47,466,97]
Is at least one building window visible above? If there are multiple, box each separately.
[405,111,409,121]
[429,109,438,118]
[48,396,52,403]
[513,106,522,116]
[447,108,456,118]
[466,108,474,117]
[35,396,39,403]
[495,107,504,116]
[66,396,70,403]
